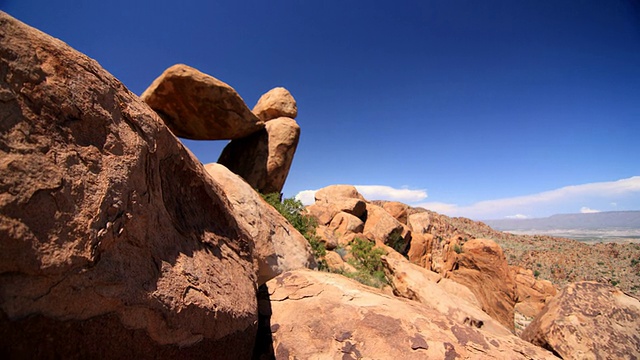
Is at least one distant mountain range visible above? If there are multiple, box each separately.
[484,211,640,232]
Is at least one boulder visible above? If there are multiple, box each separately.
[521,281,640,359]
[374,200,409,224]
[264,270,557,359]
[315,225,339,250]
[252,87,297,121]
[445,239,517,331]
[315,184,366,203]
[141,64,263,140]
[218,117,300,194]
[324,251,357,273]
[511,266,557,334]
[363,203,408,251]
[0,12,257,358]
[406,232,433,268]
[329,211,365,236]
[203,163,316,285]
[382,252,509,336]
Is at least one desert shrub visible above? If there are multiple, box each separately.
[346,237,388,288]
[261,193,327,270]
[533,270,540,278]
[453,244,463,254]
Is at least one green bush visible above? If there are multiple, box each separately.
[453,244,463,254]
[261,193,327,270]
[533,270,540,278]
[346,237,388,288]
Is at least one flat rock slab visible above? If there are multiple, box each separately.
[141,64,263,140]
[521,281,640,359]
[265,270,557,359]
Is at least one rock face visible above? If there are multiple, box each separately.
[381,252,510,336]
[265,270,557,359]
[218,117,300,194]
[203,163,316,285]
[0,12,257,358]
[445,239,517,331]
[141,64,263,140]
[252,87,297,122]
[521,281,640,359]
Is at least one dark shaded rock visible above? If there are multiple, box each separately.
[0,11,257,358]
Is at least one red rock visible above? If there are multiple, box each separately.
[218,117,300,194]
[252,87,298,121]
[0,12,257,358]
[445,239,517,331]
[204,163,316,285]
[141,64,263,140]
[521,281,640,359]
[265,270,557,359]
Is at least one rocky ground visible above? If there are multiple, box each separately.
[441,214,640,299]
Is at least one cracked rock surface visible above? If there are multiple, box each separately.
[264,270,558,359]
[0,11,258,359]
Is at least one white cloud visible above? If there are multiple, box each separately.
[506,214,528,219]
[580,207,600,214]
[354,185,427,203]
[416,176,640,220]
[294,185,427,205]
[295,190,317,205]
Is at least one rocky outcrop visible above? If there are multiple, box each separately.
[445,239,518,331]
[382,252,510,336]
[511,266,557,335]
[218,117,300,194]
[0,12,257,358]
[141,64,263,140]
[203,163,316,285]
[252,87,297,122]
[265,270,557,359]
[521,281,640,359]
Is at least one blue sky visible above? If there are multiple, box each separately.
[4,1,640,220]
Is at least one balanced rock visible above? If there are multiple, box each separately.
[0,12,257,358]
[141,64,263,140]
[521,281,640,359]
[252,87,298,121]
[265,270,557,359]
[218,117,300,194]
[204,163,316,285]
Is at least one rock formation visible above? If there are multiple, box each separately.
[445,238,518,331]
[0,12,258,358]
[141,64,263,140]
[252,87,298,122]
[521,281,640,359]
[218,117,300,194]
[203,163,316,285]
[264,270,557,359]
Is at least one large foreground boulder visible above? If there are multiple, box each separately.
[141,64,263,140]
[0,12,257,358]
[521,281,640,359]
[264,270,557,359]
[204,163,316,285]
[218,117,300,194]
